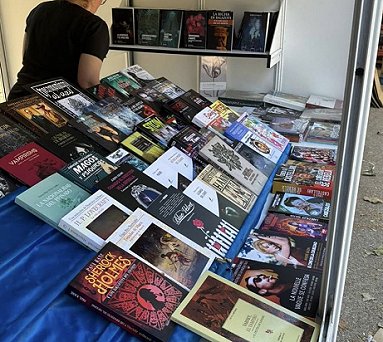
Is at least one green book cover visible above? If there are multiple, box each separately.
[135,9,160,46]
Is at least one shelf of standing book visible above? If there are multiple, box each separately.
[109,44,282,68]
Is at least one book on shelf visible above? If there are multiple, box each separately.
[199,135,268,194]
[101,72,141,99]
[268,192,331,221]
[150,77,186,100]
[305,94,343,110]
[265,11,280,51]
[36,126,108,163]
[236,12,270,52]
[197,163,257,213]
[206,10,234,51]
[134,8,161,46]
[218,89,265,107]
[59,151,118,193]
[232,258,322,319]
[273,162,335,199]
[111,7,135,45]
[269,117,310,143]
[263,91,308,111]
[86,83,126,103]
[0,142,66,186]
[111,208,216,291]
[58,189,132,251]
[120,131,166,164]
[96,164,166,213]
[159,9,183,48]
[66,242,187,342]
[237,230,326,271]
[143,146,195,190]
[15,172,90,230]
[119,64,156,87]
[304,121,341,144]
[182,10,207,49]
[147,186,240,258]
[0,169,21,199]
[300,108,343,123]
[0,94,70,137]
[106,147,149,171]
[290,145,337,165]
[171,271,320,342]
[183,177,248,229]
[259,212,328,240]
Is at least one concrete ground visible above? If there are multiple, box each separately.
[337,108,383,341]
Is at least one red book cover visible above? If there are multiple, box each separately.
[0,142,66,186]
[66,242,187,342]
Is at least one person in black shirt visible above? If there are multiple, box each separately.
[8,0,109,100]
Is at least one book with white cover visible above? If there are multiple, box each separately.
[263,91,308,111]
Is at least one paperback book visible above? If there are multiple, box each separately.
[290,145,337,165]
[159,9,183,48]
[304,121,341,144]
[147,186,240,258]
[191,106,220,128]
[86,83,126,103]
[111,7,135,45]
[171,271,320,342]
[0,142,66,186]
[263,91,308,111]
[101,72,141,99]
[119,64,156,87]
[206,10,234,51]
[0,169,21,199]
[180,89,212,111]
[218,89,265,107]
[150,77,185,100]
[123,95,160,118]
[135,8,161,46]
[269,117,310,143]
[106,148,149,171]
[300,108,343,123]
[131,84,169,113]
[182,10,207,48]
[264,105,303,120]
[163,96,201,123]
[305,94,343,110]
[66,242,187,342]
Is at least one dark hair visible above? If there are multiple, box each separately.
[283,196,303,207]
[244,277,263,294]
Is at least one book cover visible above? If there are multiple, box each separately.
[273,162,335,199]
[111,7,135,45]
[0,114,35,157]
[150,77,186,100]
[182,10,207,49]
[58,189,132,251]
[263,91,308,111]
[37,126,108,163]
[163,97,201,123]
[191,106,219,128]
[59,151,118,192]
[120,131,165,164]
[15,172,90,228]
[143,146,195,190]
[147,186,240,258]
[96,164,166,213]
[0,142,66,186]
[119,64,156,87]
[290,146,337,165]
[86,83,126,103]
[0,169,21,199]
[131,84,169,113]
[197,164,257,213]
[300,108,343,122]
[206,10,234,51]
[0,94,69,136]
[237,230,326,271]
[171,271,320,342]
[66,242,187,342]
[232,258,322,318]
[269,117,310,143]
[210,99,240,123]
[135,8,161,46]
[305,94,343,110]
[236,12,269,52]
[101,72,141,99]
[84,97,143,136]
[304,121,340,144]
[269,192,331,221]
[264,106,303,119]
[159,9,183,48]
[112,208,215,291]
[259,212,328,240]
[124,94,160,119]
[180,89,212,111]
[106,148,149,171]
[183,177,248,230]
[199,135,268,194]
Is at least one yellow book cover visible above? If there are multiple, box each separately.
[171,271,320,342]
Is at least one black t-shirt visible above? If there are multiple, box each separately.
[10,1,109,98]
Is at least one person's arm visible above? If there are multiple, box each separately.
[77,53,103,89]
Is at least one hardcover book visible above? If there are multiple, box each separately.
[206,10,234,51]
[96,164,166,213]
[171,271,320,342]
[0,169,21,199]
[273,162,335,199]
[159,9,183,48]
[58,189,132,251]
[182,10,207,49]
[290,145,337,165]
[199,135,268,194]
[111,7,135,45]
[269,117,310,143]
[147,186,240,258]
[232,258,323,318]
[238,230,326,270]
[183,177,248,229]
[106,148,149,171]
[197,164,257,213]
[59,151,118,192]
[304,121,341,144]
[0,142,66,186]
[112,208,215,290]
[15,172,90,229]
[135,8,161,46]
[101,72,141,99]
[37,126,108,163]
[120,131,165,164]
[268,192,331,221]
[259,212,328,240]
[263,91,308,111]
[66,242,187,342]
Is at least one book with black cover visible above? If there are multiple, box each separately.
[206,10,234,51]
[182,10,207,49]
[147,186,240,258]
[0,169,21,199]
[180,89,212,111]
[163,97,201,124]
[135,8,161,46]
[86,83,126,103]
[106,148,149,172]
[159,9,183,48]
[111,7,135,45]
[150,77,186,100]
[124,95,160,118]
[66,242,187,342]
